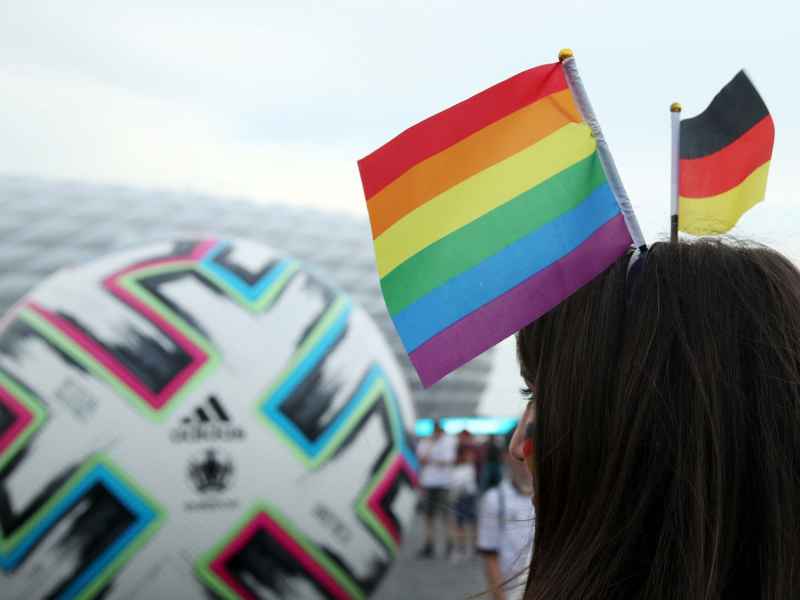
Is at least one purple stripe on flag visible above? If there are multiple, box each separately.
[409,213,631,387]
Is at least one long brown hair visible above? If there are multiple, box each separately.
[517,239,800,599]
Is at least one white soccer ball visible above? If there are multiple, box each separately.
[0,239,418,600]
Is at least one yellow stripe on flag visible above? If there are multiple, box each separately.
[679,160,770,235]
[366,89,581,238]
[374,122,597,278]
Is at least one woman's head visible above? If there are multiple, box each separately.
[456,443,475,465]
[514,239,800,600]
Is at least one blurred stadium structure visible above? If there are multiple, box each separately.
[0,176,494,418]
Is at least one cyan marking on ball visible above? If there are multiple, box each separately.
[0,462,158,600]
[377,376,418,472]
[266,350,419,474]
[199,241,297,303]
[262,302,355,459]
[58,466,158,600]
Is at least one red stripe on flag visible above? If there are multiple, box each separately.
[358,63,568,200]
[680,115,774,199]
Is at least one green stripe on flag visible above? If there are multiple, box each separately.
[380,152,608,315]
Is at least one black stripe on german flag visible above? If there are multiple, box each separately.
[680,70,770,160]
[680,71,774,201]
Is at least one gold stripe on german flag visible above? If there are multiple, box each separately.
[679,71,774,234]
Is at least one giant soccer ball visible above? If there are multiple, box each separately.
[0,239,418,600]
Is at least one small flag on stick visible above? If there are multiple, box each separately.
[670,102,682,243]
[358,53,639,387]
[679,71,774,234]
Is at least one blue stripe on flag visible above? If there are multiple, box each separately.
[393,183,622,351]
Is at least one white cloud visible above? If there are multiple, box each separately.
[0,64,365,214]
[1,0,798,244]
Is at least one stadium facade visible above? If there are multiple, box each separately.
[0,176,494,418]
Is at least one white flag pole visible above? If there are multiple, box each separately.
[559,48,647,250]
[670,102,682,243]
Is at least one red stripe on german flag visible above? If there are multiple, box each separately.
[678,71,774,234]
[680,114,774,198]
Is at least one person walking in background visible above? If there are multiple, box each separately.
[456,428,477,456]
[448,443,478,563]
[478,435,504,493]
[477,436,535,600]
[416,420,457,558]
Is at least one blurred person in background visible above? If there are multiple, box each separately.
[478,435,504,492]
[449,443,479,563]
[477,432,535,600]
[416,419,457,558]
[457,428,477,455]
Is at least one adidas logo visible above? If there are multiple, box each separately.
[170,396,246,443]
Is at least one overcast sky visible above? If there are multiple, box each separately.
[2,1,798,416]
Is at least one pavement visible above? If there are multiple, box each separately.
[374,514,487,600]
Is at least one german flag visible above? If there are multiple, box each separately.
[679,71,774,234]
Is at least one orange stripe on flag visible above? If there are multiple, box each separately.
[358,63,568,200]
[366,89,581,239]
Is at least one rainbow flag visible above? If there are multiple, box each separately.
[358,62,633,387]
[679,71,774,234]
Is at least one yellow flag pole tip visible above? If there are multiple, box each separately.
[558,48,574,62]
[670,102,682,112]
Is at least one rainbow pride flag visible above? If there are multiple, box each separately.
[359,61,634,387]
